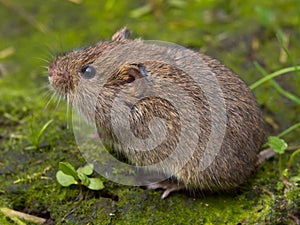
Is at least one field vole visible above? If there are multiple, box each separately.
[48,28,266,198]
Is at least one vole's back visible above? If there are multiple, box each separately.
[49,28,265,195]
[93,49,265,192]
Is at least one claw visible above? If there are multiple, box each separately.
[146,180,184,199]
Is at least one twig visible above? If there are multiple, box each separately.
[258,145,300,165]
[0,207,47,224]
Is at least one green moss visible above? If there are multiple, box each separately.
[0,0,299,224]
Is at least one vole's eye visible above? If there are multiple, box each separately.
[80,65,96,79]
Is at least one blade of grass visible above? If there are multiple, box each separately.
[36,119,53,145]
[269,80,300,104]
[250,64,300,90]
[287,149,300,170]
[252,62,300,104]
[277,122,300,138]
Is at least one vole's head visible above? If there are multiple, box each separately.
[48,27,131,100]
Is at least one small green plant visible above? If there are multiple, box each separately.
[25,118,53,150]
[56,162,104,190]
[265,123,300,190]
[251,60,300,187]
[265,136,288,178]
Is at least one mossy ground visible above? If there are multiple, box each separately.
[0,0,299,224]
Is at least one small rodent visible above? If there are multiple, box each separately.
[48,27,266,198]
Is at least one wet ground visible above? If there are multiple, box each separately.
[0,0,299,224]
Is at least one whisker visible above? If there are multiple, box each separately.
[40,65,49,70]
[41,72,50,78]
[44,92,57,110]
[43,41,61,62]
[41,84,51,90]
[37,84,52,94]
[41,89,52,101]
[54,94,62,111]
[35,83,53,103]
[35,57,50,64]
[66,94,70,129]
[41,44,57,61]
[52,92,59,106]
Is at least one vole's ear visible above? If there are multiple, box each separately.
[112,27,131,41]
[107,64,147,86]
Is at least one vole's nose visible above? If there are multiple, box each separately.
[48,64,70,81]
[48,67,53,78]
[48,64,55,78]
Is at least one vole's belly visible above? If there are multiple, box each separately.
[119,140,258,191]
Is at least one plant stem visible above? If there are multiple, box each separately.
[287,149,300,170]
[250,66,300,90]
[269,79,300,104]
[277,122,300,138]
[279,154,282,178]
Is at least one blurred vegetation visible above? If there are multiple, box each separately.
[0,0,299,224]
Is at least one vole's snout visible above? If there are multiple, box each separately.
[48,61,72,96]
[48,67,56,79]
[48,64,70,81]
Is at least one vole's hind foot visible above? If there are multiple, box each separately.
[146,180,184,199]
[257,148,276,166]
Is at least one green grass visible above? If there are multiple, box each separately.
[0,0,299,224]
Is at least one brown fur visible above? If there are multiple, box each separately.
[48,28,266,193]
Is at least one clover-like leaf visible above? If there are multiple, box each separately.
[267,136,288,154]
[77,163,94,176]
[87,178,104,190]
[56,171,78,187]
[59,162,79,180]
[78,172,90,187]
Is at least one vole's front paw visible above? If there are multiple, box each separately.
[146,180,184,199]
